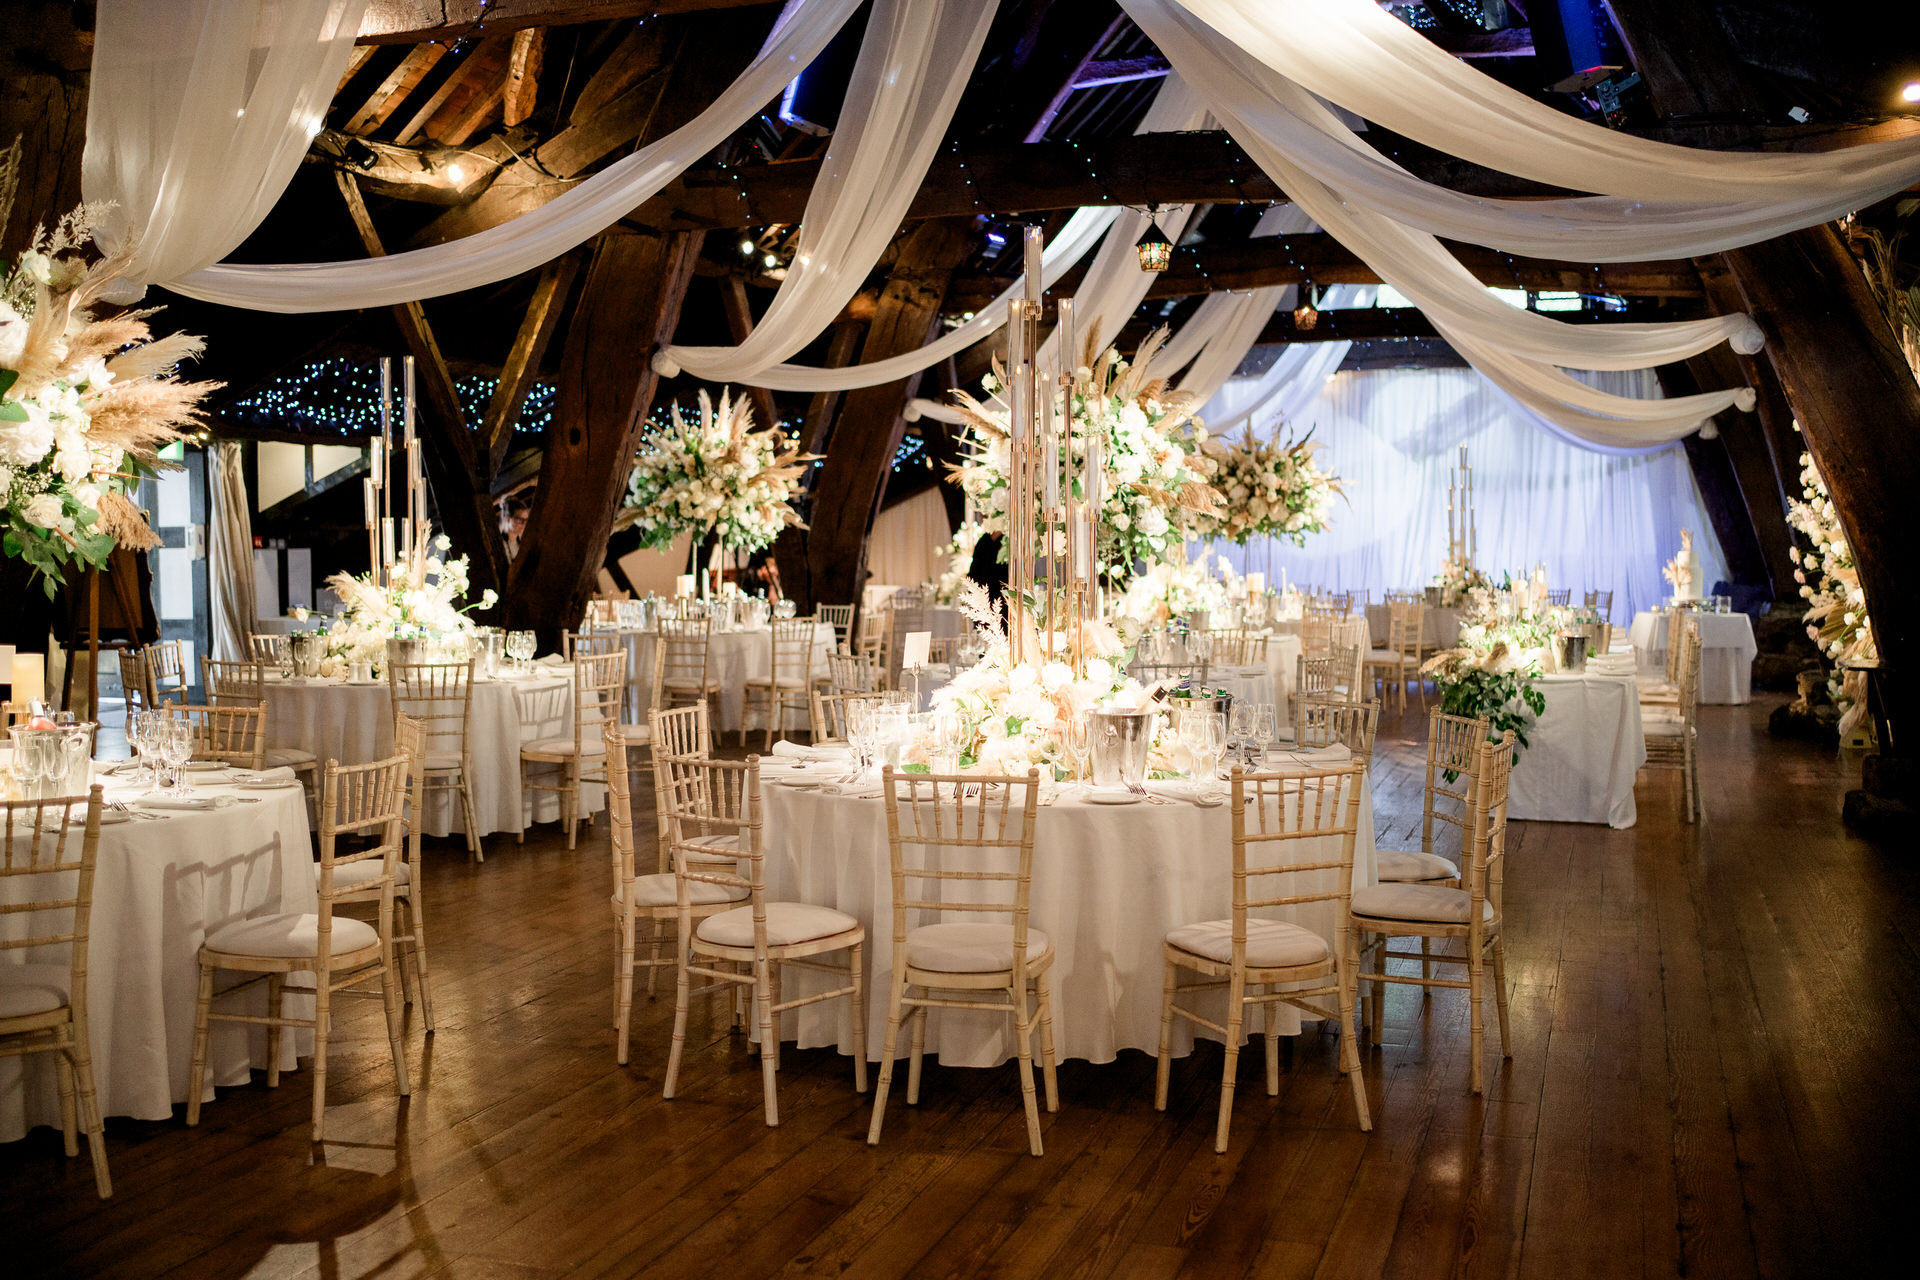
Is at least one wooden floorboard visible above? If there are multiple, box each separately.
[8,695,1920,1277]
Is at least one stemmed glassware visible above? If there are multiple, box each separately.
[1064,713,1091,784]
[161,720,195,796]
[505,630,535,673]
[1250,702,1278,766]
[844,700,878,781]
[1228,703,1257,769]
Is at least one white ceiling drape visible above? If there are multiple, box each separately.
[83,0,367,301]
[151,0,865,311]
[653,0,1000,383]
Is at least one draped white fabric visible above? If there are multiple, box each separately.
[82,0,366,300]
[1161,203,1307,404]
[209,441,258,662]
[653,0,999,383]
[158,0,864,311]
[867,486,954,588]
[1193,283,1373,438]
[1207,368,1729,622]
[1120,0,1754,447]
[1172,0,1920,203]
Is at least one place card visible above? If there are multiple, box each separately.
[902,631,932,670]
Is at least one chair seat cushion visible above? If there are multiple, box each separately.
[204,912,379,959]
[1165,918,1329,969]
[743,675,812,690]
[622,874,751,909]
[320,859,411,890]
[696,902,860,949]
[904,922,1052,974]
[1642,710,1687,735]
[263,747,315,769]
[1350,883,1494,925]
[420,751,465,773]
[0,964,71,1019]
[663,677,720,692]
[1374,849,1458,883]
[522,735,608,757]
[1366,648,1399,664]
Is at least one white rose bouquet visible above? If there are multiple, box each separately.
[320,532,498,677]
[616,389,815,555]
[1119,550,1231,628]
[1786,448,1875,737]
[0,146,214,593]
[948,330,1221,579]
[1195,429,1341,546]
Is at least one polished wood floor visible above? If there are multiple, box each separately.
[8,697,1918,1278]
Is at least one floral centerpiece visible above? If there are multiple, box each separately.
[320,533,496,678]
[1,153,216,594]
[927,583,1143,775]
[1432,555,1489,608]
[948,330,1221,579]
[1786,449,1875,739]
[1194,429,1341,545]
[615,389,815,555]
[925,518,985,605]
[1421,581,1564,753]
[1119,550,1230,628]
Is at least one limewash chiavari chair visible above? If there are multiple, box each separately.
[330,713,436,1031]
[1642,622,1703,824]
[0,787,111,1197]
[1290,653,1335,742]
[657,617,723,726]
[1546,588,1572,607]
[564,629,623,662]
[249,633,289,667]
[606,721,747,1062]
[388,660,484,863]
[828,649,887,695]
[882,591,928,685]
[163,701,269,771]
[1351,731,1516,1095]
[189,752,413,1142]
[116,648,153,714]
[1639,610,1694,708]
[810,689,880,747]
[743,618,818,752]
[645,701,718,877]
[658,752,867,1126]
[1583,588,1614,620]
[1205,628,1267,667]
[818,603,856,653]
[1364,607,1424,714]
[1298,696,1382,771]
[200,656,319,786]
[870,766,1056,1156]
[520,650,626,850]
[146,640,189,704]
[1330,642,1363,699]
[1155,761,1372,1150]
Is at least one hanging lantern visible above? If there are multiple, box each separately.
[1135,220,1173,273]
[1293,293,1319,331]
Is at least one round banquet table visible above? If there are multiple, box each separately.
[1505,672,1648,829]
[0,766,316,1142]
[1365,603,1461,651]
[263,666,598,838]
[1627,610,1758,705]
[607,623,836,737]
[758,753,1376,1069]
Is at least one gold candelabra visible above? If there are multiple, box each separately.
[361,356,431,589]
[1002,225,1100,675]
[1446,443,1477,569]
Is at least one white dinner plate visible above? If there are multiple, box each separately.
[1085,789,1142,805]
[774,778,824,790]
[185,761,230,772]
[237,780,304,791]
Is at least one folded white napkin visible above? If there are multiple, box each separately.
[1260,744,1353,768]
[137,795,238,811]
[1152,779,1227,802]
[536,654,567,666]
[769,741,851,761]
[822,782,884,799]
[229,766,299,784]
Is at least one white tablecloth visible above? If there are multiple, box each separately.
[609,623,836,737]
[1,769,315,1141]
[1627,610,1757,705]
[1507,674,1648,829]
[759,760,1376,1068]
[1365,604,1461,650]
[264,669,597,837]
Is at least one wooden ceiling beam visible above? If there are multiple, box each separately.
[355,0,771,44]
[342,43,448,134]
[503,28,545,128]
[484,250,580,483]
[393,36,510,144]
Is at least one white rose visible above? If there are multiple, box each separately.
[1136,507,1169,538]
[18,250,52,285]
[22,493,65,529]
[72,482,101,510]
[0,301,27,371]
[0,411,55,468]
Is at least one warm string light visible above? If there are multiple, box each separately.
[231,358,556,437]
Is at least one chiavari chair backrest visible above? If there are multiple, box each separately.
[1330,642,1362,695]
[1585,588,1614,620]
[1674,618,1702,726]
[811,689,881,745]
[387,661,475,771]
[652,701,713,760]
[1663,609,1691,688]
[1388,602,1425,662]
[572,651,628,754]
[316,755,409,925]
[819,603,856,652]
[1297,696,1381,768]
[883,594,928,679]
[202,657,266,707]
[393,711,426,868]
[1385,589,1423,605]
[881,766,1042,975]
[1296,654,1334,699]
[1424,707,1491,856]
[564,630,623,660]
[1465,732,1517,923]
[584,597,621,627]
[1304,603,1345,630]
[656,752,763,918]
[1128,658,1210,690]
[2,701,30,728]
[604,723,645,899]
[1,788,104,1031]
[117,647,153,711]
[1206,628,1266,667]
[164,701,267,770]
[1546,588,1571,607]
[1226,762,1366,949]
[147,641,188,700]
[769,617,817,687]
[249,634,289,666]
[828,649,886,694]
[659,618,713,690]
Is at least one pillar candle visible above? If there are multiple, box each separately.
[1023,225,1044,306]
[675,574,695,599]
[379,358,393,443]
[1247,571,1265,597]
[403,356,417,444]
[1009,367,1029,440]
[1044,425,1060,512]
[363,478,376,525]
[1056,297,1074,377]
[11,652,44,705]
[381,519,395,566]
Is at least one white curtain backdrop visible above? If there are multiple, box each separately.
[867,486,953,587]
[1206,367,1728,621]
[155,0,865,310]
[654,0,999,383]
[209,441,258,661]
[1193,282,1374,437]
[82,0,366,301]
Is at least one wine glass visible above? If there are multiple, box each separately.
[506,630,535,673]
[1250,702,1278,766]
[1063,713,1091,784]
[125,706,148,784]
[1228,703,1256,769]
[163,720,195,796]
[1195,711,1227,787]
[1177,711,1211,779]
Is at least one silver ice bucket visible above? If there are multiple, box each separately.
[385,637,427,671]
[1551,631,1588,674]
[1088,707,1155,790]
[288,633,326,678]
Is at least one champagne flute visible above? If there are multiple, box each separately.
[1251,702,1278,766]
[1177,711,1209,779]
[1064,713,1091,784]
[1228,703,1256,768]
[166,720,196,796]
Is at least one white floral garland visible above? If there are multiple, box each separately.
[1786,447,1875,734]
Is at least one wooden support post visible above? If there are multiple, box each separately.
[719,274,784,436]
[1677,348,1799,601]
[505,227,700,650]
[1725,225,1920,749]
[803,220,975,613]
[484,251,581,483]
